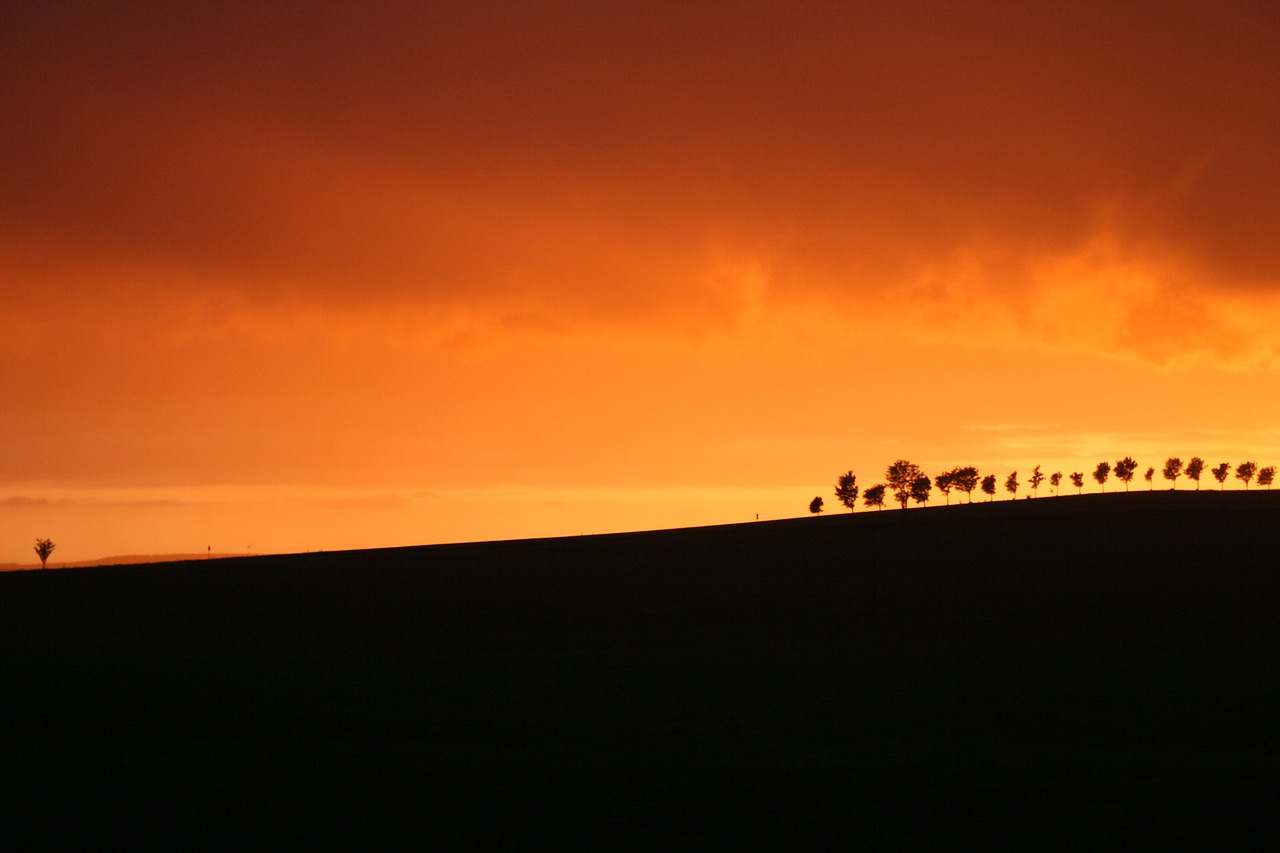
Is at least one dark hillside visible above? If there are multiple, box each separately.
[2,491,1276,846]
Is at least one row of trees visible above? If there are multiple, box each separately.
[810,457,1276,514]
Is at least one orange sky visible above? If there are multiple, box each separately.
[4,1,1280,564]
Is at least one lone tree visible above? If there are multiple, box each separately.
[809,496,824,515]
[1162,457,1183,489]
[1257,466,1276,488]
[34,538,55,570]
[1236,461,1258,490]
[952,466,980,502]
[1070,472,1084,494]
[1144,466,1155,489]
[863,484,887,510]
[1049,471,1062,496]
[1185,457,1205,490]
[980,474,997,501]
[1211,462,1231,489]
[911,475,933,506]
[1093,461,1111,492]
[886,459,925,509]
[1114,457,1138,491]
[1029,465,1045,497]
[1004,471,1019,499]
[834,471,859,512]
[934,470,955,505]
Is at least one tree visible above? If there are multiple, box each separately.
[911,475,932,506]
[834,471,859,512]
[1070,472,1084,494]
[980,474,997,501]
[1049,471,1062,496]
[1258,466,1276,489]
[1162,457,1183,489]
[952,466,980,502]
[886,459,925,509]
[1144,466,1155,489]
[1093,461,1111,492]
[1185,457,1205,490]
[1236,461,1258,490]
[1029,465,1045,497]
[809,496,824,515]
[1004,471,1018,499]
[1114,457,1138,491]
[934,470,954,505]
[863,484,887,510]
[1211,462,1231,490]
[34,538,55,570]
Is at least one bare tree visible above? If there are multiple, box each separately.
[1029,465,1045,497]
[1185,457,1205,490]
[1162,457,1183,489]
[952,466,980,503]
[886,460,925,509]
[834,471,859,512]
[809,496,824,515]
[911,475,932,507]
[1004,471,1019,500]
[863,484,887,510]
[1144,466,1155,489]
[1114,457,1138,491]
[34,538,55,570]
[1070,472,1084,494]
[1211,462,1231,489]
[1258,466,1276,489]
[1236,461,1258,490]
[1093,461,1111,492]
[1049,471,1062,496]
[980,474,997,501]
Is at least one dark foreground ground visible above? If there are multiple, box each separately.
[2,491,1277,847]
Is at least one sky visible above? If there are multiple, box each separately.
[4,1,1280,564]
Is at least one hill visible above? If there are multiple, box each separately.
[1,490,1276,845]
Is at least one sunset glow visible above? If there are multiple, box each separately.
[5,2,1280,564]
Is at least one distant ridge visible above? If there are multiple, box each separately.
[0,553,246,571]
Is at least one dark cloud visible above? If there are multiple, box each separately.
[4,0,1279,328]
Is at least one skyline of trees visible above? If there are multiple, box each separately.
[824,454,1279,513]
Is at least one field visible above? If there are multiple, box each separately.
[2,491,1276,846]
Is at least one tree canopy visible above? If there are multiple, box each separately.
[834,471,859,512]
[886,460,925,509]
[1114,457,1138,491]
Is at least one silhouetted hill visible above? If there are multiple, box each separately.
[1,491,1276,846]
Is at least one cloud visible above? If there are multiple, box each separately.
[3,1,1280,371]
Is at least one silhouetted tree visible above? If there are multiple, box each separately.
[1211,462,1231,489]
[934,470,955,504]
[1004,471,1018,499]
[1144,466,1155,489]
[952,466,980,502]
[1028,465,1045,497]
[1236,461,1258,490]
[863,484,887,510]
[834,471,859,512]
[886,459,924,509]
[1049,471,1062,496]
[1185,457,1205,490]
[34,538,55,570]
[809,496,824,515]
[1114,456,1138,491]
[1162,457,1183,489]
[1070,471,1084,494]
[1093,461,1111,492]
[1258,466,1276,489]
[980,474,997,501]
[911,475,932,506]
